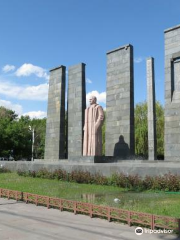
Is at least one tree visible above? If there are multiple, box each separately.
[10,116,32,159]
[0,107,17,120]
[135,101,164,158]
[0,106,46,160]
[0,107,18,156]
[30,118,46,159]
[156,102,164,157]
[135,102,148,157]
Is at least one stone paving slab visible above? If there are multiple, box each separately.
[0,198,179,240]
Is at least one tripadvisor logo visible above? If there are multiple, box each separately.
[135,227,173,235]
[135,227,143,235]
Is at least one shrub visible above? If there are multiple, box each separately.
[69,170,93,184]
[53,169,68,181]
[28,170,36,178]
[143,175,154,190]
[128,174,143,190]
[93,173,109,185]
[17,169,28,176]
[110,173,128,188]
[35,168,54,179]
[0,167,11,173]
[163,173,180,191]
[16,168,180,192]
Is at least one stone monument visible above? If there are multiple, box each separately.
[6,24,180,176]
[44,66,66,160]
[146,57,157,160]
[164,24,180,161]
[105,44,134,158]
[83,96,104,156]
[68,63,86,157]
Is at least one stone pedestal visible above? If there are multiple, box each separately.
[147,57,157,160]
[164,24,180,161]
[68,156,117,163]
[105,44,134,158]
[44,66,66,160]
[68,63,86,157]
[3,160,180,178]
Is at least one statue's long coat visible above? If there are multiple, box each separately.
[83,104,104,156]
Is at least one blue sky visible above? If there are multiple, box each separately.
[0,0,180,118]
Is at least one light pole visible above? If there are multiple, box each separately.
[29,126,35,161]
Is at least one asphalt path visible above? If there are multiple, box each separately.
[0,198,179,240]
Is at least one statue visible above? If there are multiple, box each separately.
[83,96,104,156]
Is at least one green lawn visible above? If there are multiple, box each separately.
[0,173,180,218]
[0,172,123,199]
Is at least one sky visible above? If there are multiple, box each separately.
[0,0,180,119]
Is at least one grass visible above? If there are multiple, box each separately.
[0,172,123,199]
[0,173,180,218]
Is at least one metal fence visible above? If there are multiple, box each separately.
[0,188,179,232]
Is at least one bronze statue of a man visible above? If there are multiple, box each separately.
[83,96,104,156]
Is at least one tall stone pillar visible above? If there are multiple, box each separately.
[146,57,157,160]
[105,44,134,158]
[44,66,66,160]
[68,63,86,157]
[164,24,180,161]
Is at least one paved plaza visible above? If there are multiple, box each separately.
[0,198,179,240]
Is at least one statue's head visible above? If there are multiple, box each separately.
[89,95,97,105]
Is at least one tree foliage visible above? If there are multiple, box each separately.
[31,118,46,159]
[0,107,46,160]
[135,101,164,158]
[135,102,148,157]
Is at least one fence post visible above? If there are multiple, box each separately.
[108,207,111,222]
[15,191,18,201]
[47,197,50,209]
[178,219,180,236]
[36,195,38,206]
[25,193,28,204]
[128,211,131,226]
[89,204,93,218]
[8,190,10,200]
[74,202,77,215]
[151,215,154,230]
[21,192,23,201]
[59,199,63,211]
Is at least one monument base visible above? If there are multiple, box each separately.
[68,156,121,163]
[43,156,137,163]
[1,159,180,177]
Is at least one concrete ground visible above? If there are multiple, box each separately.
[0,198,179,240]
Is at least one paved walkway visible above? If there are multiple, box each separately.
[0,198,179,240]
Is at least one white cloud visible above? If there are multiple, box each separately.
[23,111,47,119]
[0,99,47,118]
[86,78,92,84]
[2,65,16,73]
[15,63,49,80]
[0,99,23,115]
[134,57,143,63]
[0,80,48,101]
[86,90,106,104]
